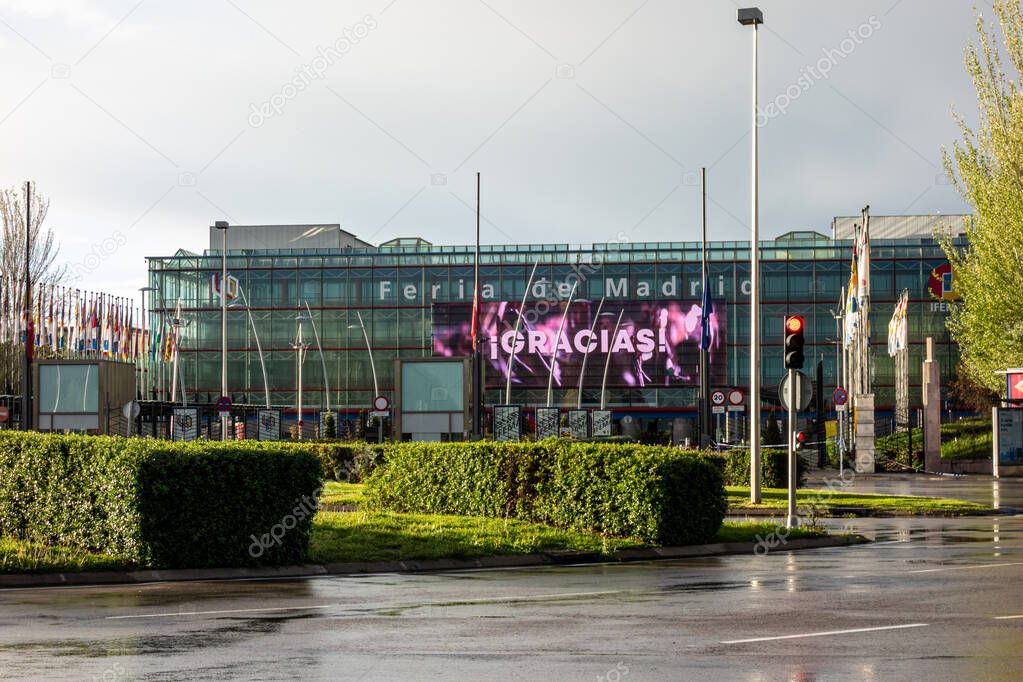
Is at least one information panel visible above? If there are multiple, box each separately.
[591,409,612,437]
[494,405,521,442]
[996,407,1023,466]
[172,407,199,442]
[568,409,589,440]
[536,407,560,440]
[258,409,281,441]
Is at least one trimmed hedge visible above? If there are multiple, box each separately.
[718,448,807,488]
[365,440,727,546]
[0,432,322,568]
[301,441,385,482]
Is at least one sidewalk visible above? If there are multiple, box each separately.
[804,468,1023,510]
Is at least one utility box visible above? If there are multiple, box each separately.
[34,359,136,435]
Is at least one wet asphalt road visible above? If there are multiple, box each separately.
[2,475,1023,681]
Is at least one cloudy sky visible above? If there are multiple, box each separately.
[0,0,983,302]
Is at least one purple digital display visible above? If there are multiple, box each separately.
[432,300,726,390]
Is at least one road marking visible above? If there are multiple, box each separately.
[994,614,1023,620]
[106,604,333,619]
[909,561,1023,574]
[104,590,623,620]
[721,623,928,644]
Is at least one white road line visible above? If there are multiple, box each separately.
[909,561,1023,574]
[104,590,623,620]
[721,623,929,644]
[994,614,1023,620]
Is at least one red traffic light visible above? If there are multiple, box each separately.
[795,431,805,442]
[785,315,805,333]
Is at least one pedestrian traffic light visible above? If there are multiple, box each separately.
[794,430,806,451]
[783,315,805,370]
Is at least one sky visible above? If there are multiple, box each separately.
[0,0,984,303]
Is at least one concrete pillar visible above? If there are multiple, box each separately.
[922,337,941,470]
[854,393,875,472]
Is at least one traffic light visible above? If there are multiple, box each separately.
[794,430,806,451]
[783,315,805,370]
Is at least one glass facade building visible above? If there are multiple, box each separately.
[146,229,963,422]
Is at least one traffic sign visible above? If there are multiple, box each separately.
[372,395,390,411]
[779,371,813,411]
[215,395,232,413]
[0,406,8,423]
[711,390,726,415]
[727,389,744,412]
[833,387,848,406]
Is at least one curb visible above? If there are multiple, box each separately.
[0,535,866,589]
[728,505,1000,518]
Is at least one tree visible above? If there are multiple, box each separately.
[0,184,68,393]
[942,1,1023,394]
[322,410,336,439]
[762,409,782,445]
[948,363,999,411]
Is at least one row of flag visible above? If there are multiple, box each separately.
[0,285,179,364]
[843,218,871,347]
[887,290,909,357]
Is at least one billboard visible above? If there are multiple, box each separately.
[432,300,726,391]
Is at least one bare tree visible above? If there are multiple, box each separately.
[0,183,68,393]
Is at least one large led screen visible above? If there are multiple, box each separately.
[432,300,725,391]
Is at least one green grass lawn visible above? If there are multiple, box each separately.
[727,485,990,515]
[308,509,646,563]
[0,536,135,574]
[320,480,367,507]
[2,482,831,574]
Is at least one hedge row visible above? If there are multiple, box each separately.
[715,448,807,488]
[294,441,385,482]
[0,432,322,568]
[365,440,727,546]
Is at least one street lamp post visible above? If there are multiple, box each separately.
[292,315,310,439]
[170,300,191,406]
[505,261,539,405]
[234,287,270,408]
[214,220,229,440]
[576,297,605,409]
[600,312,633,411]
[738,7,763,503]
[349,311,380,442]
[546,282,578,407]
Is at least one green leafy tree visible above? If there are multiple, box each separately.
[322,411,336,439]
[762,409,782,446]
[943,0,1023,393]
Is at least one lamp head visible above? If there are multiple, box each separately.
[737,7,763,25]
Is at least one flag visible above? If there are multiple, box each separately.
[699,271,714,351]
[844,249,858,347]
[857,220,870,309]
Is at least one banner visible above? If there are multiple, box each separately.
[432,300,726,391]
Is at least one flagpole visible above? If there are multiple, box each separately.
[699,166,710,448]
[471,172,483,440]
[21,180,32,431]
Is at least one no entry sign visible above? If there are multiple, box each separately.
[727,389,744,412]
